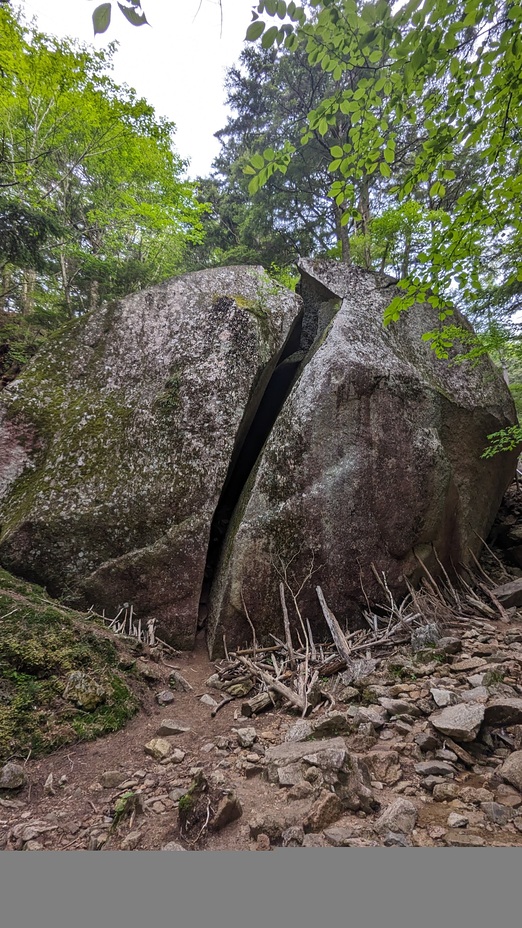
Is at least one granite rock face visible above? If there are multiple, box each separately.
[0,266,301,647]
[207,259,517,655]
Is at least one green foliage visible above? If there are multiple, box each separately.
[0,6,204,380]
[92,1,148,35]
[246,0,522,334]
[0,568,138,762]
[481,425,522,459]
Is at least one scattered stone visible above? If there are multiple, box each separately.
[255,833,271,851]
[121,830,143,850]
[301,833,328,847]
[437,637,462,655]
[383,832,411,847]
[484,699,522,727]
[415,732,440,753]
[480,802,513,826]
[200,694,219,708]
[444,833,486,847]
[144,738,172,761]
[494,784,522,808]
[499,751,522,792]
[169,671,193,693]
[249,807,308,842]
[447,812,468,828]
[374,799,417,836]
[433,782,460,802]
[236,727,257,748]
[64,671,106,710]
[365,751,402,786]
[378,698,420,718]
[157,719,190,736]
[304,791,343,832]
[460,787,493,805]
[429,704,485,742]
[287,782,315,800]
[43,773,54,797]
[354,706,388,728]
[156,690,175,706]
[282,825,304,847]
[168,749,186,765]
[312,713,351,736]
[427,825,447,840]
[451,657,487,673]
[490,578,522,608]
[460,687,489,704]
[430,688,454,708]
[323,825,357,847]
[211,793,243,831]
[100,770,126,789]
[0,763,27,790]
[285,721,313,743]
[162,841,186,851]
[411,623,441,652]
[415,761,456,778]
[24,840,44,851]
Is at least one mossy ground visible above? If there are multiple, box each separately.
[0,568,138,763]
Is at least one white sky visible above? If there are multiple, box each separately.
[19,0,254,177]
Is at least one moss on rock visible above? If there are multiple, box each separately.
[0,568,138,763]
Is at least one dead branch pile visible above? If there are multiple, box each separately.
[210,546,514,719]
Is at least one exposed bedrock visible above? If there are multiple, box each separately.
[0,266,301,648]
[206,260,518,657]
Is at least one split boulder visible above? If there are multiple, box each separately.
[0,267,300,647]
[208,259,516,655]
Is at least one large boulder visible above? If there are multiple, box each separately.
[207,259,517,656]
[0,267,301,647]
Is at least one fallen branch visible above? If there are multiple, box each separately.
[279,581,295,669]
[211,695,234,718]
[236,655,306,713]
[316,586,352,664]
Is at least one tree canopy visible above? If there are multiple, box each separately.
[0,6,204,380]
[244,2,521,329]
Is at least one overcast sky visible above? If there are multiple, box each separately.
[20,0,254,177]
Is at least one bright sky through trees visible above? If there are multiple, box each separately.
[20,0,253,177]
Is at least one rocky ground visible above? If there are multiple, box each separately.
[3,600,522,850]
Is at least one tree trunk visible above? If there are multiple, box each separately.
[59,249,73,317]
[400,228,412,278]
[21,268,36,316]
[1,267,12,311]
[89,278,99,313]
[333,204,351,264]
[357,176,371,269]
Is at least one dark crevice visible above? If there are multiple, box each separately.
[198,307,305,626]
[198,276,341,628]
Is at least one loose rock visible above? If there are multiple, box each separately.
[0,763,27,790]
[429,704,485,742]
[374,799,418,836]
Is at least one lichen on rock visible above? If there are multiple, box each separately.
[0,266,301,648]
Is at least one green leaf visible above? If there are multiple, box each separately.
[379,162,391,178]
[246,21,266,41]
[277,1,287,19]
[330,146,343,158]
[263,148,275,161]
[93,3,112,35]
[250,153,265,169]
[261,25,279,48]
[117,3,147,26]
